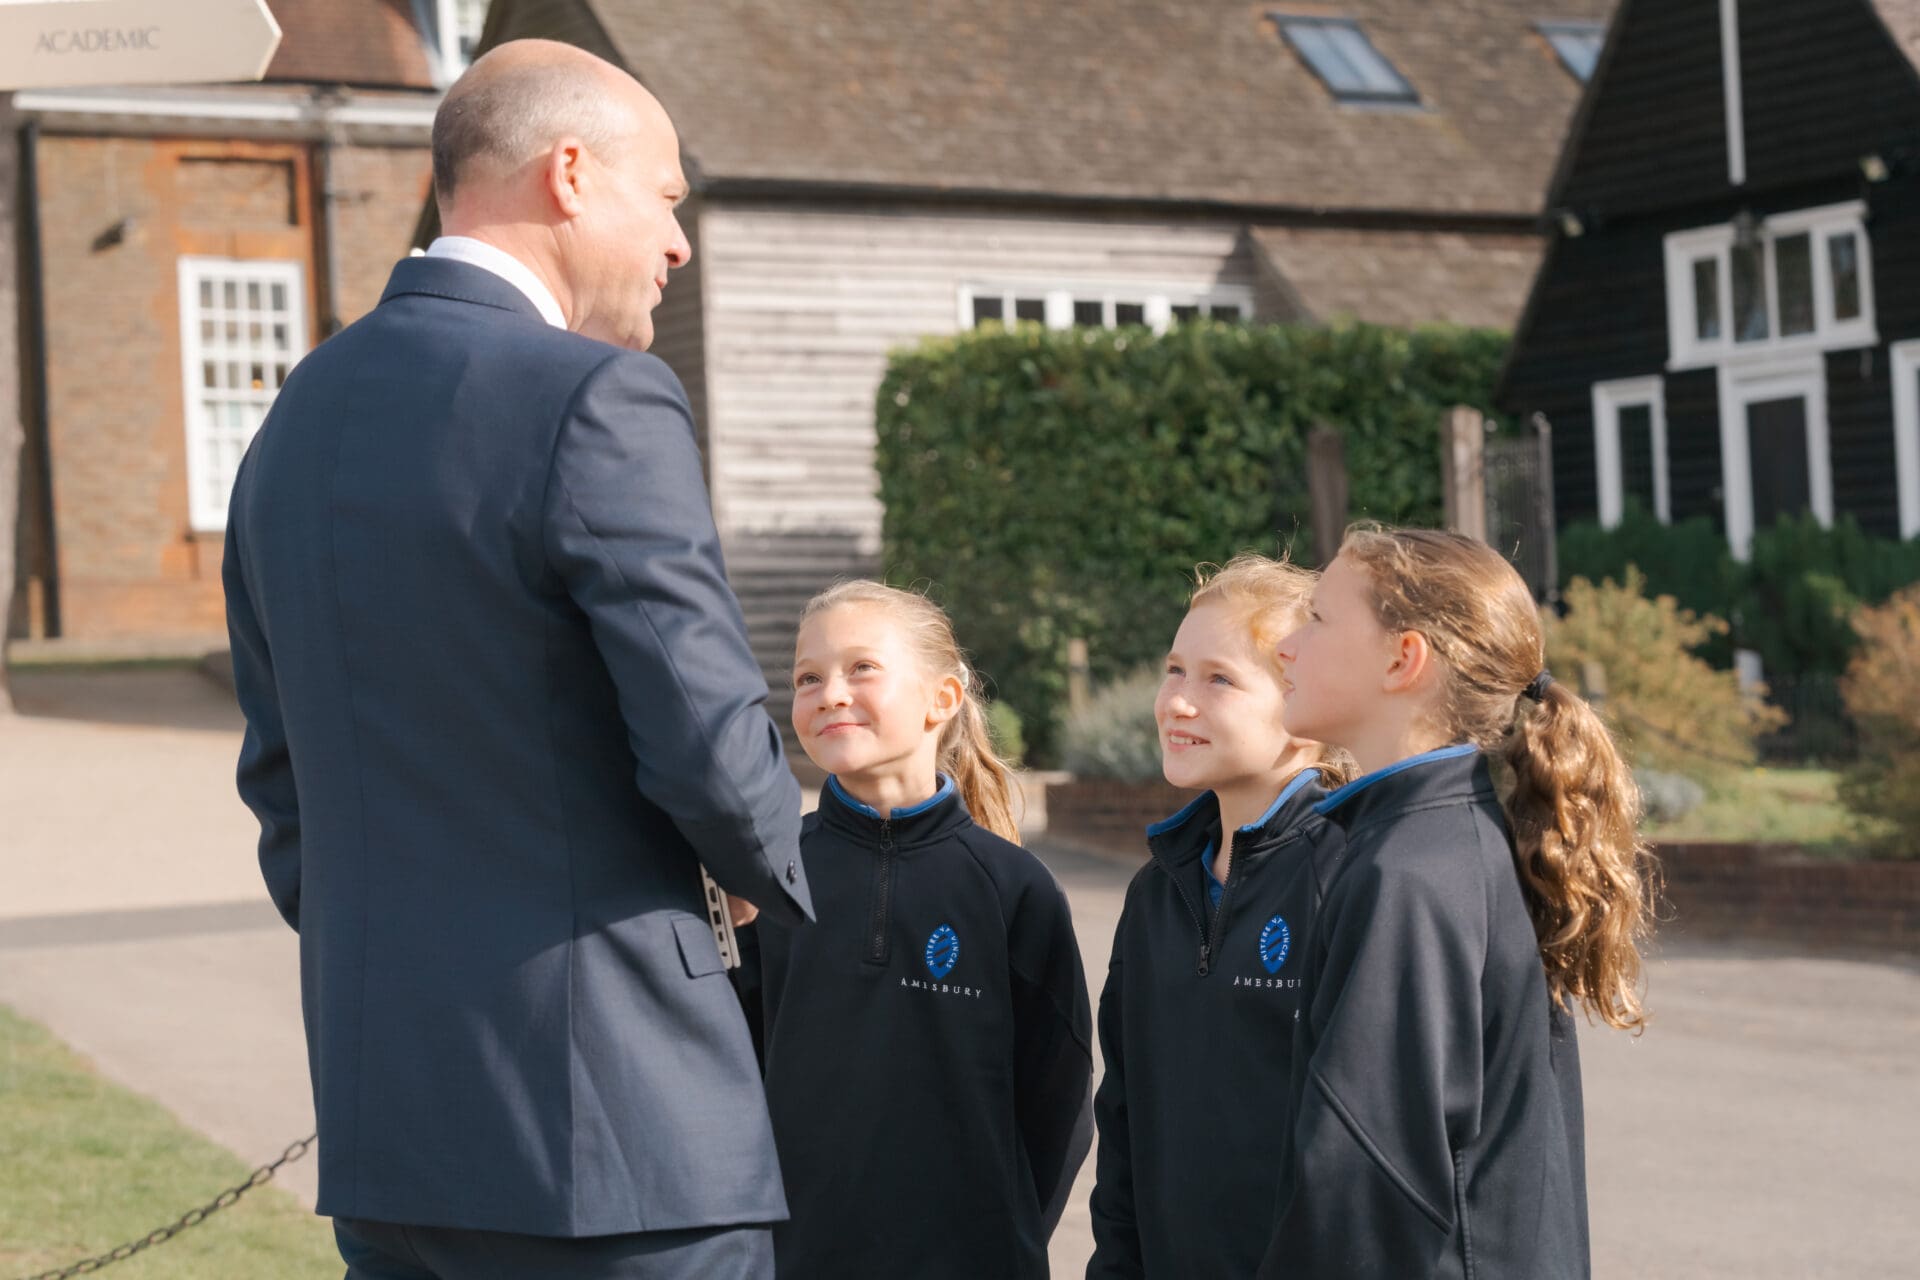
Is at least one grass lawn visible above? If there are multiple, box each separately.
[0,1005,337,1279]
[1645,765,1891,855]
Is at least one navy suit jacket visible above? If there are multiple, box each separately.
[223,256,812,1237]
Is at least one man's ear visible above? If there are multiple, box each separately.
[1381,629,1436,696]
[545,138,588,217]
[926,673,965,731]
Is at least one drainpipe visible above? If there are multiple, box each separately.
[19,118,59,637]
[313,89,346,337]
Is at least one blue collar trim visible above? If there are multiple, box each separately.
[1145,790,1213,838]
[1312,744,1479,815]
[827,774,955,820]
[1239,768,1322,833]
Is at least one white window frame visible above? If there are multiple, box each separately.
[1592,376,1669,526]
[177,256,308,533]
[955,284,1255,335]
[1663,200,1876,370]
[427,0,487,84]
[1889,340,1920,538]
[1715,354,1831,560]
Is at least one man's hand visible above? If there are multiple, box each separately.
[726,894,760,928]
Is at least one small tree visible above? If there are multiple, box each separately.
[1838,585,1920,856]
[1542,569,1785,774]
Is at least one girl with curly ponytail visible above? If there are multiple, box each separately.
[1256,526,1651,1280]
[746,580,1093,1279]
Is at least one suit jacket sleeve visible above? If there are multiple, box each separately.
[1007,863,1096,1237]
[1260,853,1489,1279]
[1086,907,1144,1279]
[543,351,811,925]
[222,464,302,931]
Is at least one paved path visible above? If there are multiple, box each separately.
[2,667,1916,1278]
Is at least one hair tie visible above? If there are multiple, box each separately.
[1523,669,1554,703]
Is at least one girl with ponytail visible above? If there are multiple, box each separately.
[1256,526,1651,1280]
[746,580,1093,1279]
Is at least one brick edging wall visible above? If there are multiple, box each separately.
[1045,780,1918,952]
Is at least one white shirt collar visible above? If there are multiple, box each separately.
[423,236,567,329]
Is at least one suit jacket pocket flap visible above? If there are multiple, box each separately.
[671,914,726,979]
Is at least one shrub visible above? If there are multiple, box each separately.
[878,320,1510,760]
[1557,505,1740,665]
[1058,666,1164,782]
[1838,584,1920,856]
[986,700,1026,768]
[1541,569,1786,774]
[1738,514,1920,677]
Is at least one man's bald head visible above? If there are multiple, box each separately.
[432,39,662,206]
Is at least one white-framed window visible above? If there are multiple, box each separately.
[956,285,1253,334]
[1887,340,1920,538]
[429,0,488,81]
[1591,376,1669,526]
[1663,201,1875,370]
[1715,354,1831,560]
[177,257,308,532]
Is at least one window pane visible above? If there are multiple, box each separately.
[1732,242,1768,342]
[1171,304,1200,324]
[246,281,262,310]
[1618,404,1657,512]
[1013,297,1045,323]
[1692,258,1721,341]
[1210,303,1243,322]
[198,280,214,308]
[971,295,1004,326]
[223,281,238,309]
[1829,233,1862,321]
[1544,27,1603,82]
[270,282,287,312]
[202,362,219,389]
[1282,19,1416,103]
[1115,302,1146,326]
[1775,232,1814,336]
[1073,300,1105,327]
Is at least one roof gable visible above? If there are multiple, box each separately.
[1553,0,1920,221]
[263,0,438,90]
[544,0,1613,215]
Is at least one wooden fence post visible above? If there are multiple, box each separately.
[1066,638,1090,716]
[1440,405,1488,543]
[1306,423,1348,566]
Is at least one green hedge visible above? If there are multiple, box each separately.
[1559,507,1920,677]
[875,320,1510,762]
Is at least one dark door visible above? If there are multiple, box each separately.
[1747,396,1811,529]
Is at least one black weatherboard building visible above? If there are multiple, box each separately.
[1500,0,1920,566]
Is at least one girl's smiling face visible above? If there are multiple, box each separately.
[790,603,951,783]
[1154,599,1292,800]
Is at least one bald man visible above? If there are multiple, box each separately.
[222,41,811,1279]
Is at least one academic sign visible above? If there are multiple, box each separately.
[0,0,281,89]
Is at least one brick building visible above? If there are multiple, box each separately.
[7,0,479,644]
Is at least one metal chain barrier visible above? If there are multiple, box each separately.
[12,1134,316,1280]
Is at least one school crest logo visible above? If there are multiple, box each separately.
[1259,915,1292,975]
[925,924,960,979]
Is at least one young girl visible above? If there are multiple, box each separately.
[1257,527,1652,1280]
[747,580,1094,1279]
[1087,553,1351,1280]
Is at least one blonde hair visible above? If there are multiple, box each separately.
[1339,526,1652,1031]
[798,581,1022,843]
[1188,553,1354,786]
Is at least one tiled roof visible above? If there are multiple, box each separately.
[1252,226,1543,330]
[1868,0,1920,67]
[571,0,1615,215]
[263,0,438,90]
